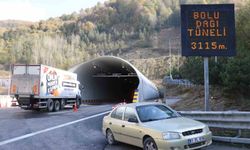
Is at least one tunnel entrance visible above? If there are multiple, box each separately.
[72,57,140,104]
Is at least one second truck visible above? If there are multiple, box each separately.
[10,64,83,112]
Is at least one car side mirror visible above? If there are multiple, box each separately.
[128,117,138,123]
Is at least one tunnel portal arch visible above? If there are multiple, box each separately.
[70,56,159,104]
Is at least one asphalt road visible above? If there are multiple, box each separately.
[0,105,111,150]
[105,142,250,150]
[0,105,249,150]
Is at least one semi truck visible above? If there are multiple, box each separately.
[10,64,83,112]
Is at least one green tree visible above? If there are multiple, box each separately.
[180,57,204,84]
[220,1,250,97]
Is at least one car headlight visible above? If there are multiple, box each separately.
[204,125,210,133]
[162,132,181,140]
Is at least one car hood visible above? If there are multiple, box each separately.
[142,117,205,132]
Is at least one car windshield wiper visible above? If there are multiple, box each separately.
[142,115,180,122]
[166,115,179,119]
[142,118,162,122]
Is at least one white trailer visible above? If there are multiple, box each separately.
[10,64,82,111]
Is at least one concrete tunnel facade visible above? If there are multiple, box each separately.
[69,56,160,103]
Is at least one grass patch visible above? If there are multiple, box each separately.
[163,84,250,111]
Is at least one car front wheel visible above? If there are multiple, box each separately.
[143,137,158,150]
[106,129,116,145]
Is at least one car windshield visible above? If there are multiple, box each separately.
[136,104,179,122]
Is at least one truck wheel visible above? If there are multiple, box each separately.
[54,100,60,112]
[60,99,65,110]
[47,99,54,112]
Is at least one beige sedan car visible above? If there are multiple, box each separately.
[103,102,212,150]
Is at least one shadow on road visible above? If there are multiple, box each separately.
[104,142,141,150]
[10,106,75,119]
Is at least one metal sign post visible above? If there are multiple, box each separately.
[204,57,210,111]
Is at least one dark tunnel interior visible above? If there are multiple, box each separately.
[73,57,140,104]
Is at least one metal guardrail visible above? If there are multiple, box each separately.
[179,111,250,144]
[163,76,194,87]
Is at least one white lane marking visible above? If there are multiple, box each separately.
[0,111,110,146]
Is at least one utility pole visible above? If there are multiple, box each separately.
[169,39,172,79]
[8,65,11,96]
[177,37,180,72]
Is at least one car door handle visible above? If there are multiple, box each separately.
[122,125,125,127]
[109,122,112,125]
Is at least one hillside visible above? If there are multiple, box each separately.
[0,0,249,111]
[164,84,250,111]
[0,0,242,80]
[0,20,34,28]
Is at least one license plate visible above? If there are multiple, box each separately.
[188,137,205,144]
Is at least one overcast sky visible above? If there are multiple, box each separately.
[0,0,107,22]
